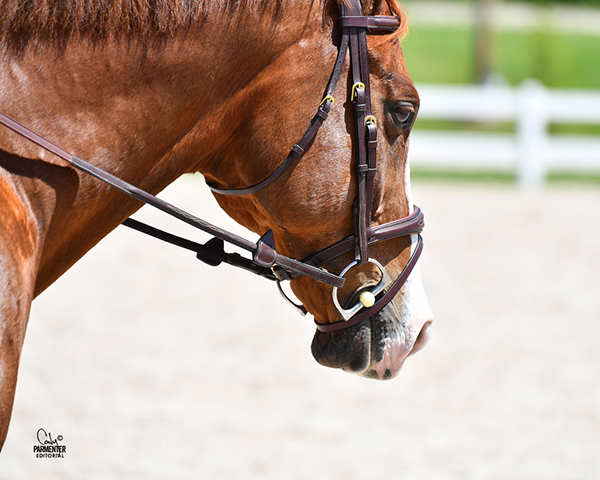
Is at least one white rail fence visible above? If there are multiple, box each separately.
[408,81,600,187]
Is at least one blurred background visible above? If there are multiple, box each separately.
[402,0,600,187]
[3,1,600,478]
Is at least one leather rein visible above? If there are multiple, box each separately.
[0,0,424,333]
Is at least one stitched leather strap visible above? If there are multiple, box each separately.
[339,15,401,32]
[307,206,424,268]
[207,8,400,198]
[122,218,282,279]
[206,30,350,196]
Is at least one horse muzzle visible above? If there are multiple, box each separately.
[311,262,433,380]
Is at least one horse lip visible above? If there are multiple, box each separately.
[310,318,372,374]
[364,318,433,379]
[312,303,430,378]
[408,320,432,357]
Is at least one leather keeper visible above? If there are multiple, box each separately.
[366,122,378,140]
[316,109,329,121]
[253,230,277,267]
[291,144,305,157]
[364,167,377,176]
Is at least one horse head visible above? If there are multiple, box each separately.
[201,0,433,379]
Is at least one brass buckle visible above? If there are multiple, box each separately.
[364,115,377,127]
[319,95,335,107]
[351,82,365,101]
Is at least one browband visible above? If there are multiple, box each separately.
[338,15,401,32]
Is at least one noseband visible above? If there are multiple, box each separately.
[0,0,424,333]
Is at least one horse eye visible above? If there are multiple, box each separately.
[392,102,415,129]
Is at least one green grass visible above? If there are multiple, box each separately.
[417,0,600,5]
[411,169,600,185]
[505,0,600,6]
[411,169,517,183]
[413,119,600,135]
[402,26,600,89]
[413,119,516,133]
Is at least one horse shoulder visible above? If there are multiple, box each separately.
[0,154,42,448]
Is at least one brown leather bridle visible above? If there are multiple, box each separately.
[0,0,424,333]
[207,0,425,332]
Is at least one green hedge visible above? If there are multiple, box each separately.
[505,0,599,5]
[402,27,600,89]
[406,0,600,5]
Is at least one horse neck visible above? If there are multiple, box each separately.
[0,5,325,294]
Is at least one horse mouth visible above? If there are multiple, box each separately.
[310,304,432,380]
[409,320,432,357]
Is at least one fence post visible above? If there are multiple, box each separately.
[516,79,549,189]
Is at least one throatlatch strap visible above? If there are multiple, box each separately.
[206,32,350,196]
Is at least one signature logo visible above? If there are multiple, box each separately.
[33,428,66,458]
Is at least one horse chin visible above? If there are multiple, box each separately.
[310,304,432,380]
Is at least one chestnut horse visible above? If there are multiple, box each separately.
[0,0,433,448]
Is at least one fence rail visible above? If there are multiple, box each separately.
[408,81,600,187]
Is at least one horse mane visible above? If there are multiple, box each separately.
[0,0,291,51]
[0,0,407,52]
